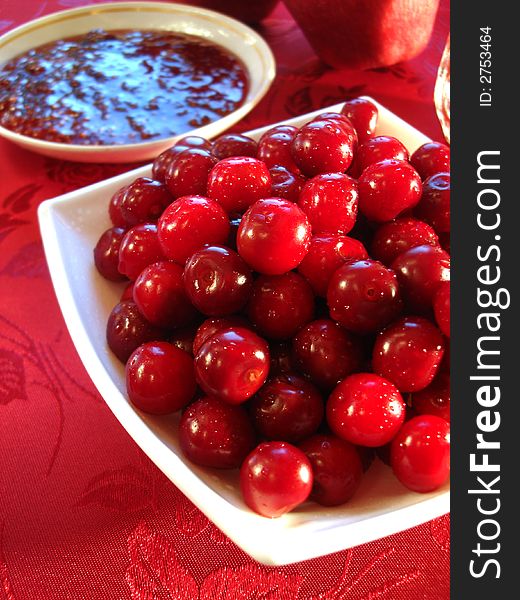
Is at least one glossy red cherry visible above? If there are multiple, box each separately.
[192,316,249,356]
[237,198,311,275]
[391,244,450,313]
[291,119,356,177]
[109,185,128,227]
[94,226,127,281]
[372,316,445,392]
[358,159,422,222]
[269,165,306,203]
[411,371,450,422]
[126,342,196,414]
[292,319,363,390]
[297,234,368,297]
[257,125,300,173]
[327,259,403,334]
[118,223,165,280]
[157,195,230,265]
[179,396,256,468]
[246,272,315,340]
[299,434,363,506]
[133,261,198,328]
[410,142,450,180]
[390,415,450,492]
[106,300,166,363]
[119,177,173,226]
[433,281,450,337]
[298,173,358,235]
[212,133,258,160]
[240,441,313,517]
[152,136,212,182]
[370,217,439,266]
[207,157,271,214]
[414,172,450,234]
[194,327,270,404]
[183,244,253,316]
[326,373,406,447]
[341,97,378,143]
[164,148,218,198]
[349,135,409,178]
[250,373,324,442]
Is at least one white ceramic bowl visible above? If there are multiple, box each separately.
[38,98,449,565]
[0,1,275,163]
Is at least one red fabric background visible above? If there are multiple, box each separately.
[0,1,450,598]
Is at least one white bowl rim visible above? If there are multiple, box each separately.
[0,1,276,154]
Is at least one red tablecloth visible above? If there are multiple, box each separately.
[0,1,450,598]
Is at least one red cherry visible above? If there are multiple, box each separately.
[298,173,358,235]
[327,259,403,334]
[126,342,196,414]
[237,198,311,275]
[390,415,450,492]
[410,142,450,180]
[240,441,313,517]
[350,136,409,178]
[341,97,378,143]
[109,185,128,227]
[179,396,256,468]
[106,301,166,363]
[183,245,253,316]
[299,434,363,506]
[121,281,134,301]
[391,244,450,313]
[118,223,165,281]
[212,133,258,160]
[164,148,218,198]
[94,226,127,281]
[157,195,230,265]
[358,159,422,222]
[433,281,450,337]
[297,234,368,297]
[269,165,306,203]
[133,261,198,328]
[207,157,271,213]
[291,119,356,177]
[119,177,173,226]
[194,327,270,404]
[247,272,315,340]
[250,373,324,442]
[152,136,212,182]
[257,125,300,173]
[292,319,363,390]
[370,217,439,266]
[372,316,445,392]
[414,172,450,234]
[326,373,406,447]
[411,371,450,422]
[192,316,249,356]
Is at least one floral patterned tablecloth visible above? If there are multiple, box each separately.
[0,1,450,598]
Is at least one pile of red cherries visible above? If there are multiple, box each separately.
[95,98,450,519]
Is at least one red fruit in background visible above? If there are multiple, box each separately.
[415,172,451,233]
[237,198,311,275]
[391,415,450,493]
[341,98,378,143]
[109,185,129,227]
[212,133,258,160]
[164,148,218,198]
[298,173,358,235]
[94,226,127,281]
[282,0,441,70]
[126,342,196,414]
[157,195,230,265]
[119,177,173,226]
[240,441,313,517]
[299,434,363,506]
[118,223,165,281]
[326,373,406,447]
[257,125,300,173]
[247,272,315,340]
[153,136,212,183]
[433,281,450,337]
[411,371,450,422]
[179,396,256,468]
[410,141,450,180]
[298,234,368,297]
[349,135,409,178]
[269,166,306,203]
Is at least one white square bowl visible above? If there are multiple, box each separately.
[38,98,449,565]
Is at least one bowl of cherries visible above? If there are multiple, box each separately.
[39,97,450,565]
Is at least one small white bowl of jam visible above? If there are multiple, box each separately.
[0,1,276,162]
